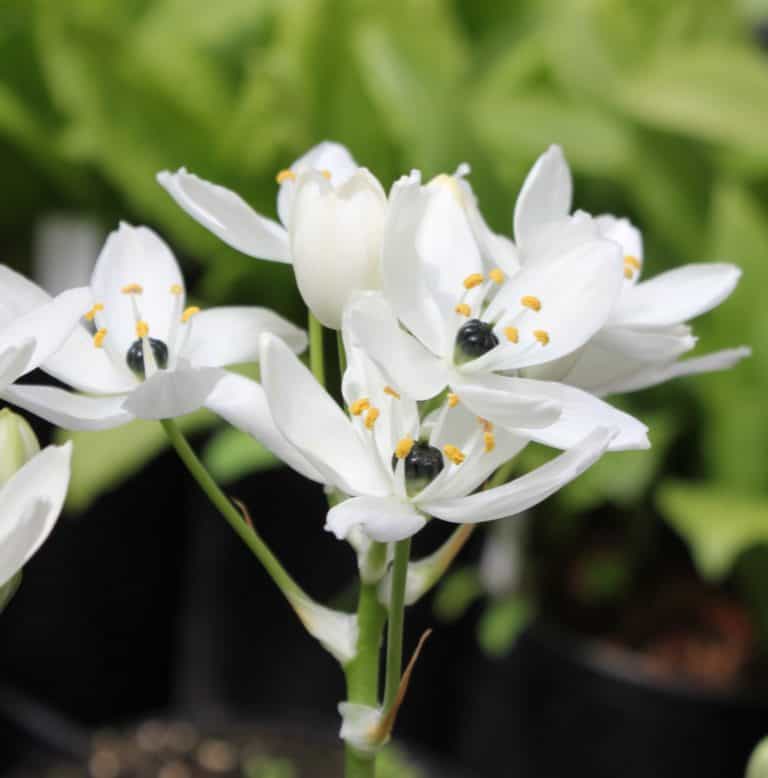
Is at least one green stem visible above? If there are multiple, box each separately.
[161,419,304,603]
[383,537,412,711]
[309,310,326,387]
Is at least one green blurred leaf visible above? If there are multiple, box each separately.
[477,594,531,656]
[0,570,22,614]
[433,565,482,622]
[202,425,279,485]
[658,481,768,580]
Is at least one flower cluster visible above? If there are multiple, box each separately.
[0,141,747,579]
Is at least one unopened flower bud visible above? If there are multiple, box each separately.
[0,409,40,486]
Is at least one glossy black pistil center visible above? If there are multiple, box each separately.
[126,338,169,378]
[454,318,499,364]
[391,441,445,496]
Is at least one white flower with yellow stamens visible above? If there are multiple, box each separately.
[512,145,749,395]
[158,141,387,329]
[0,223,309,437]
[343,169,649,452]
[253,331,619,543]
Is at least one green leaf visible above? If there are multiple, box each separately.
[58,410,215,512]
[477,594,531,657]
[433,566,482,623]
[0,570,22,614]
[202,425,280,485]
[658,481,768,581]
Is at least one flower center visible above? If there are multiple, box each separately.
[391,440,445,497]
[454,319,499,364]
[126,338,169,378]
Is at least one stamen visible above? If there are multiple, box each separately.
[484,432,495,453]
[276,169,296,183]
[533,329,550,345]
[181,306,200,323]
[93,328,107,348]
[394,437,415,459]
[443,444,465,465]
[624,255,641,270]
[350,398,370,416]
[504,326,519,343]
[521,295,542,312]
[136,320,149,338]
[121,283,143,295]
[455,303,471,317]
[463,273,484,290]
[364,407,380,430]
[624,266,634,279]
[170,284,183,295]
[478,418,493,432]
[320,169,332,180]
[383,386,401,399]
[84,303,104,321]
[447,393,459,408]
[489,268,505,284]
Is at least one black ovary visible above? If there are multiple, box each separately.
[126,338,169,378]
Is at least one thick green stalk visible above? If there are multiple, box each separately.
[161,419,304,603]
[383,537,412,710]
[308,310,326,387]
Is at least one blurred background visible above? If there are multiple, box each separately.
[0,1,767,776]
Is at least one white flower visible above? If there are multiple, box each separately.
[158,141,387,329]
[0,410,71,588]
[344,169,649,452]
[256,331,617,543]
[512,146,749,395]
[0,223,307,432]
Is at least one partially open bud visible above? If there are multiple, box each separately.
[747,736,768,778]
[0,409,40,486]
[290,169,386,329]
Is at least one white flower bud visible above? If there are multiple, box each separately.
[290,169,386,329]
[0,409,40,487]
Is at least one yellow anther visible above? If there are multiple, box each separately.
[364,407,380,430]
[447,392,459,408]
[170,283,183,295]
[484,431,496,453]
[320,169,332,180]
[624,266,634,279]
[276,169,296,183]
[181,306,201,323]
[521,295,542,312]
[350,398,371,416]
[504,326,519,343]
[84,303,104,322]
[489,268,505,284]
[624,255,641,270]
[93,328,107,348]
[455,303,471,317]
[463,273,485,290]
[383,385,401,399]
[136,320,149,338]
[394,437,415,460]
[533,329,550,345]
[443,444,466,465]
[478,417,493,433]
[121,283,143,295]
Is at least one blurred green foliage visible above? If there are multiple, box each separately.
[2,1,768,604]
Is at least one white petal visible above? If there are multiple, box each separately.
[0,265,51,323]
[290,169,386,329]
[261,333,389,496]
[343,292,449,400]
[0,341,36,389]
[478,238,624,371]
[610,264,741,329]
[595,346,752,396]
[420,428,614,524]
[326,495,426,542]
[157,169,291,262]
[514,145,572,248]
[277,141,359,227]
[0,286,94,381]
[0,443,71,586]
[289,591,359,665]
[122,366,225,420]
[381,171,452,356]
[2,385,134,430]
[181,306,306,368]
[450,373,562,430]
[593,325,696,363]
[509,378,649,451]
[90,223,185,357]
[595,215,643,263]
[203,371,324,483]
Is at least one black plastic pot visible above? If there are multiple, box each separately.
[460,623,768,778]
